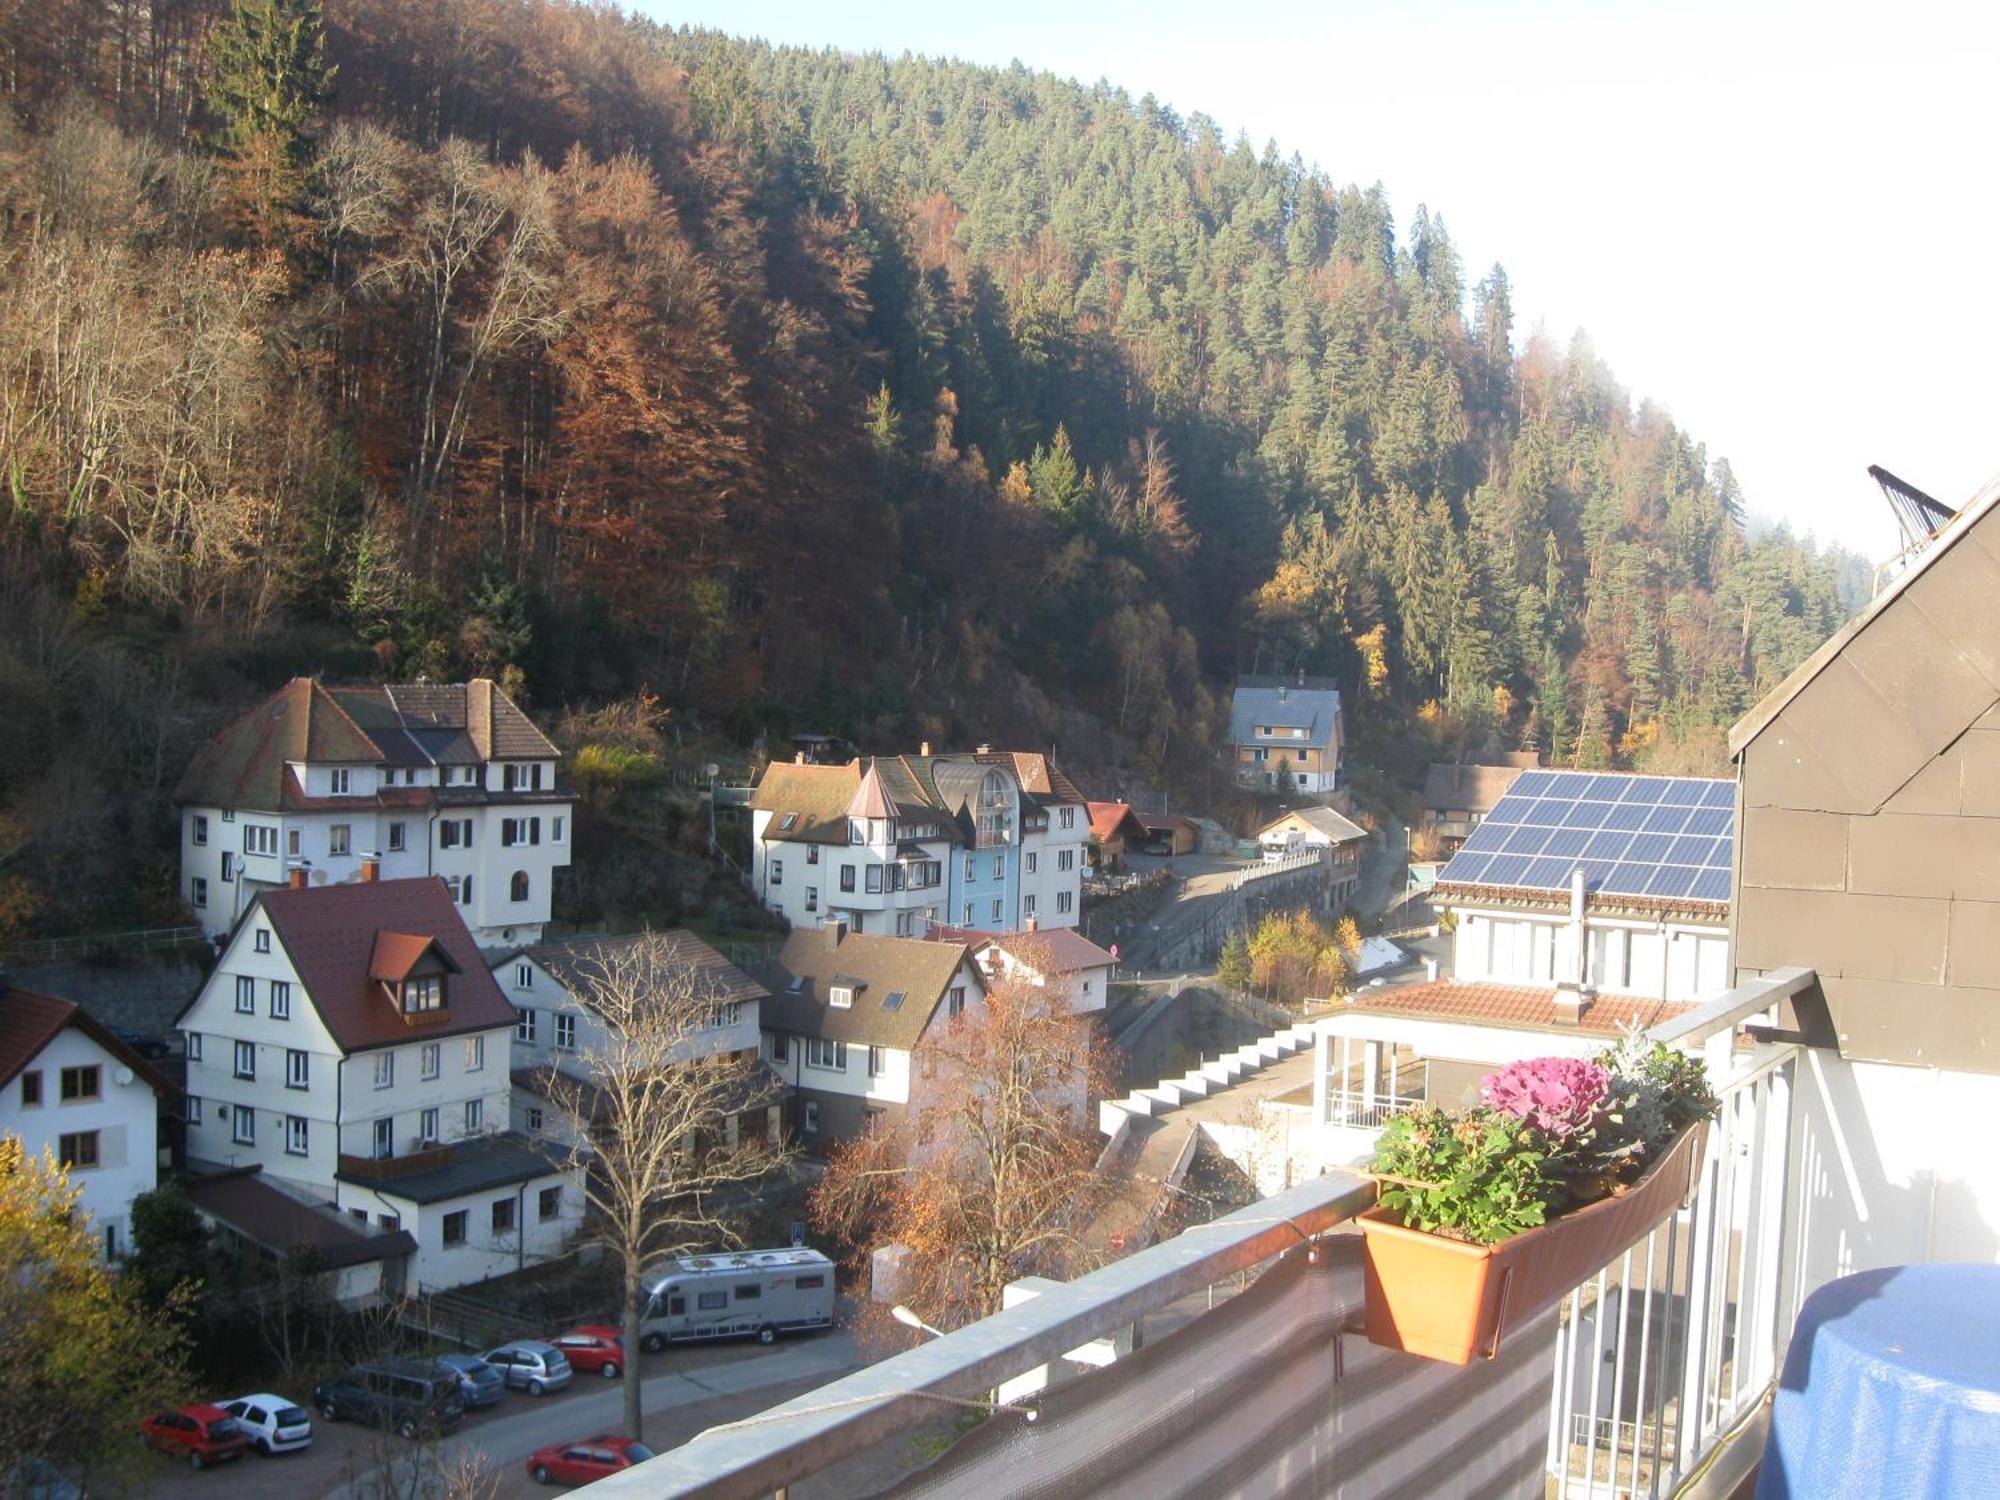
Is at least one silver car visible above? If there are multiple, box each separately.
[480,1340,572,1396]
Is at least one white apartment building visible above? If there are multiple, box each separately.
[758,924,987,1151]
[175,874,580,1292]
[0,982,171,1260]
[494,930,772,1141]
[749,747,1088,937]
[176,677,574,950]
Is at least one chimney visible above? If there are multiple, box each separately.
[795,751,806,764]
[361,854,381,883]
[826,915,849,943]
[976,742,991,754]
[1552,984,1588,1027]
[920,740,932,757]
[1025,914,1039,933]
[287,861,311,891]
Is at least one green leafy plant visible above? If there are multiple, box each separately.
[1371,1104,1557,1246]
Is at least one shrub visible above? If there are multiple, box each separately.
[1372,1104,1556,1246]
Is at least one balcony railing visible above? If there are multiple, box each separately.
[608,966,1821,1500]
[1323,1088,1427,1129]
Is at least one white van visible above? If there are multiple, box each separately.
[638,1248,836,1352]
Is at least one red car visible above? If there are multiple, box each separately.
[548,1326,624,1378]
[525,1434,655,1485]
[140,1403,250,1470]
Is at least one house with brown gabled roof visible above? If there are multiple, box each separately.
[175,874,581,1291]
[969,926,1118,1015]
[0,978,175,1260]
[757,924,987,1150]
[174,677,574,949]
[1418,756,1538,850]
[748,745,1089,939]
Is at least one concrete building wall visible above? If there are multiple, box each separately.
[337,1167,579,1292]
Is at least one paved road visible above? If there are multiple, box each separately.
[1116,854,1255,973]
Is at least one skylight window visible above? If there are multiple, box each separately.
[778,813,799,831]
[882,991,907,1012]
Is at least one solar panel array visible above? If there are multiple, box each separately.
[1437,771,1734,904]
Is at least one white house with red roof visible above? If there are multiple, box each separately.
[969,927,1118,1015]
[175,872,581,1291]
[0,979,174,1260]
[174,677,574,949]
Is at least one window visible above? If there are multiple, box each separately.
[442,1211,467,1246]
[373,1052,394,1089]
[867,1045,886,1078]
[285,1049,309,1089]
[964,854,975,882]
[1024,894,1037,918]
[865,866,883,894]
[804,886,818,913]
[270,980,290,1019]
[191,877,208,908]
[807,844,819,866]
[515,963,534,990]
[287,828,301,857]
[552,816,566,842]
[806,1037,847,1070]
[388,821,406,853]
[839,865,855,892]
[735,1282,762,1301]
[992,899,1003,922]
[526,1106,544,1132]
[515,1008,538,1044]
[220,852,235,883]
[53,1130,98,1171]
[252,927,270,953]
[192,814,209,846]
[285,1116,308,1156]
[770,858,783,887]
[464,1035,485,1072]
[1058,890,1074,914]
[769,1033,789,1063]
[439,818,473,849]
[330,768,351,794]
[510,871,530,903]
[446,874,473,905]
[233,1040,255,1080]
[379,1212,400,1231]
[697,1290,728,1311]
[329,824,351,857]
[992,854,1004,879]
[962,903,973,925]
[222,808,236,822]
[802,1101,820,1133]
[1060,806,1076,830]
[1058,849,1075,872]
[184,1094,201,1125]
[492,1198,516,1234]
[20,1070,41,1107]
[419,1107,439,1143]
[59,1066,100,1102]
[243,824,277,857]
[1025,851,1037,874]
[538,1185,562,1221]
[500,817,542,847]
[402,976,443,1014]
[420,1043,440,1080]
[185,1033,202,1063]
[948,986,967,1018]
[234,976,255,1013]
[373,1118,393,1157]
[232,1109,256,1146]
[554,1014,576,1051]
[464,1098,483,1133]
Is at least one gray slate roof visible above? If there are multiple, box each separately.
[342,1132,570,1205]
[1229,676,1341,749]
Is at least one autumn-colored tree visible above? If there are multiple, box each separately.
[0,1141,192,1484]
[535,935,789,1443]
[1246,909,1349,1007]
[811,971,1113,1329]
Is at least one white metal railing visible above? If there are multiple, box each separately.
[1323,1088,1427,1128]
[1544,971,1816,1497]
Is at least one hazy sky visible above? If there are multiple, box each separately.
[632,0,1997,559]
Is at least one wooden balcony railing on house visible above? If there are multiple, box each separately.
[338,1144,454,1181]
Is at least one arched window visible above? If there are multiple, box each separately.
[510,870,530,903]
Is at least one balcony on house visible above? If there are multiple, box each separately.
[594,965,1891,1499]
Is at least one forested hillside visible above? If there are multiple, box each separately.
[0,0,1863,934]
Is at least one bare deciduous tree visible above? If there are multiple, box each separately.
[812,969,1113,1331]
[536,933,789,1442]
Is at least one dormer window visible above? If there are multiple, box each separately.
[402,975,444,1014]
[830,984,856,1009]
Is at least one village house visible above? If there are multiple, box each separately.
[1417,753,1540,851]
[1228,673,1344,795]
[1253,804,1370,908]
[175,872,581,1292]
[970,927,1118,1015]
[0,980,174,1260]
[175,677,574,949]
[748,747,1088,936]
[1085,801,1148,868]
[757,923,987,1151]
[494,930,778,1146]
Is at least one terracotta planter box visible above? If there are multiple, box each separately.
[1360,1122,1708,1365]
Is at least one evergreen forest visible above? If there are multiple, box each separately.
[0,0,1867,934]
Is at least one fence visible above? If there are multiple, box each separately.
[4,924,205,963]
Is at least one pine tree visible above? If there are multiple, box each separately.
[204,0,336,161]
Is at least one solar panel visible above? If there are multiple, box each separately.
[1434,769,1736,902]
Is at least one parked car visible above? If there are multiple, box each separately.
[481,1340,573,1396]
[139,1404,248,1470]
[435,1353,507,1408]
[1,1457,85,1499]
[220,1394,312,1455]
[549,1326,624,1378]
[312,1360,464,1439]
[525,1435,655,1486]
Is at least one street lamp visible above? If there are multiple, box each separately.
[891,1304,945,1339]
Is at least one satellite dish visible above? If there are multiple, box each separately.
[311,868,328,885]
[115,1065,135,1086]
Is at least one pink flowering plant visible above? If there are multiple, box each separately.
[1370,1037,1717,1245]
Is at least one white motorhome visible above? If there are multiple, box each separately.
[638,1247,835,1351]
